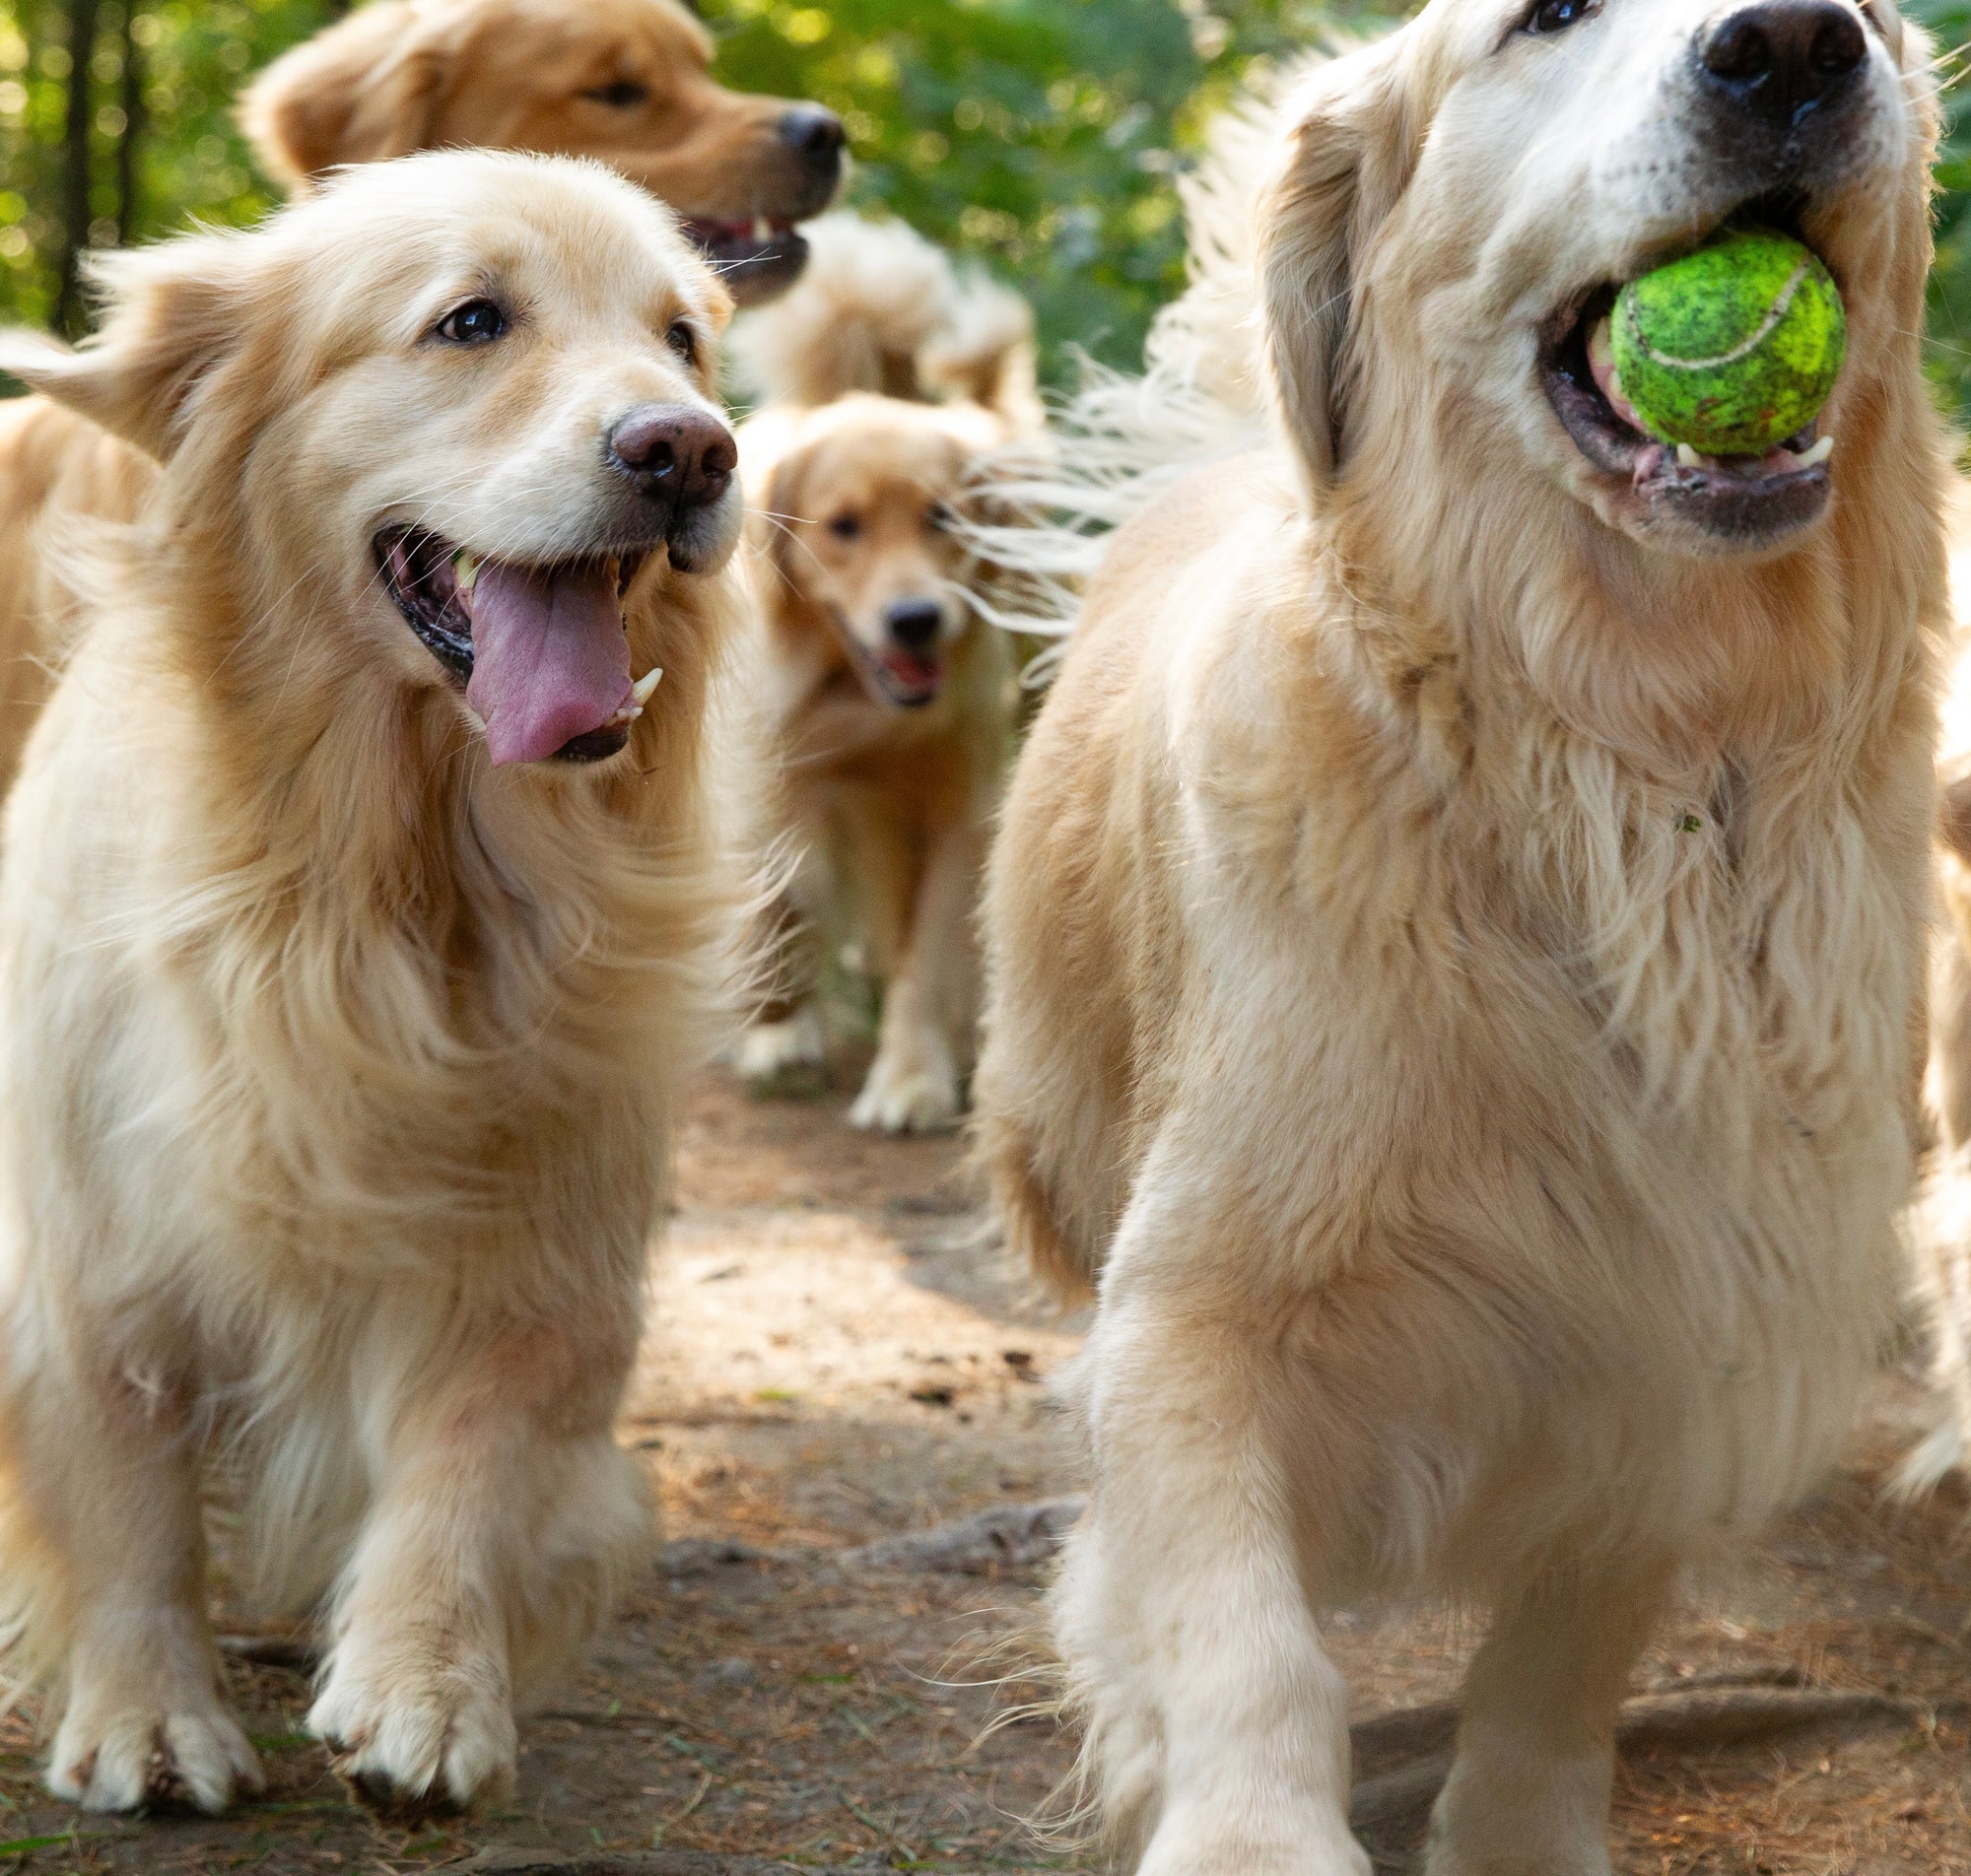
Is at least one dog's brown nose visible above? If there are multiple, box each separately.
[609,405,736,510]
[1701,1,1868,130]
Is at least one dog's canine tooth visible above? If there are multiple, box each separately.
[752,216,773,244]
[1676,444,1703,469]
[631,667,663,707]
[1798,436,1834,469]
[454,550,480,595]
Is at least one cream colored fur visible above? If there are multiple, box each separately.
[0,152,749,1816]
[731,217,1040,1131]
[973,3,1947,1872]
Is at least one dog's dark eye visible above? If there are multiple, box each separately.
[666,322,698,365]
[1526,0,1597,31]
[828,512,862,541]
[435,300,508,346]
[584,79,648,107]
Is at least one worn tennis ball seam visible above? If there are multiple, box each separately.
[1621,256,1813,371]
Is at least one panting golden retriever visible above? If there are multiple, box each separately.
[0,150,748,1815]
[0,0,841,810]
[974,1,1947,1870]
[730,217,1042,1132]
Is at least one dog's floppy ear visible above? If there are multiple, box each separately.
[0,237,250,460]
[1259,40,1415,489]
[239,1,459,189]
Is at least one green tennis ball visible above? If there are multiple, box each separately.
[1607,227,1846,458]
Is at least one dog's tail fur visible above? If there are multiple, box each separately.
[728,213,1043,432]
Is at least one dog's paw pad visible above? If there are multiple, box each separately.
[48,1706,261,1814]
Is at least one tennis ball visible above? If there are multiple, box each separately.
[1606,227,1846,459]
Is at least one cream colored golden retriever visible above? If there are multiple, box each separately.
[0,149,747,1816]
[731,217,1041,1132]
[974,1,1947,1870]
[0,0,841,809]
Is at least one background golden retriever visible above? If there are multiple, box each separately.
[0,149,749,1816]
[242,0,844,303]
[732,216,1042,1132]
[974,1,1948,1870]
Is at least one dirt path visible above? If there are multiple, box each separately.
[11,1072,1971,1872]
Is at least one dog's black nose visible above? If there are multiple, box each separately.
[1700,0,1868,130]
[609,404,736,510]
[779,106,846,175]
[885,599,943,652]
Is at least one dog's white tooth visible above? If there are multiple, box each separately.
[454,551,479,594]
[1798,436,1834,468]
[753,216,772,243]
[1676,444,1702,470]
[631,667,664,707]
[609,704,644,728]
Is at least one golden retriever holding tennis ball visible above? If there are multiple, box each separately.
[976,0,1947,1869]
[0,150,747,1816]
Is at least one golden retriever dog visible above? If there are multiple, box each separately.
[0,0,841,809]
[730,217,1041,1132]
[240,0,844,303]
[1904,505,1971,1485]
[973,0,1946,1869]
[0,148,747,1815]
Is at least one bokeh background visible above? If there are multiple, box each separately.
[0,0,1964,406]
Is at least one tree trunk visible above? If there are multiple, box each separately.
[53,0,102,337]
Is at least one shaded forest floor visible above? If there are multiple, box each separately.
[10,1070,1971,1873]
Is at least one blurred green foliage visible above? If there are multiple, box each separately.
[0,0,1964,404]
[0,0,1403,371]
[1918,0,1971,422]
[697,0,1401,376]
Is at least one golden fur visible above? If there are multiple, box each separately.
[732,218,1040,1131]
[0,0,840,808]
[973,2,1948,1869]
[0,151,749,1816]
[239,0,830,222]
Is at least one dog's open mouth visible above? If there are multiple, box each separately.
[1539,214,1837,544]
[830,618,942,710]
[872,647,942,709]
[376,528,659,767]
[683,217,810,305]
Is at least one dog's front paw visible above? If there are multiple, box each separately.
[48,1697,262,1814]
[736,1007,828,1092]
[850,1038,961,1133]
[309,1642,515,1812]
[1136,1808,1372,1876]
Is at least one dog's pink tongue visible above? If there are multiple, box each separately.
[464,561,632,767]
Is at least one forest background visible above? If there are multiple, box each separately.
[0,0,1966,409]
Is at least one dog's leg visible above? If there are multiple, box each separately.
[1056,1292,1369,1876]
[738,838,830,1090]
[850,816,982,1134]
[31,1368,262,1813]
[308,1339,647,1810]
[1424,1556,1675,1876]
